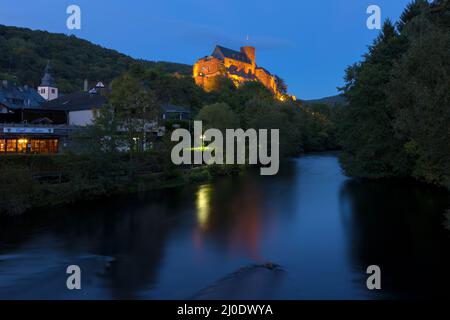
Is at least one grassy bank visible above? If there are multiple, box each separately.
[0,154,243,216]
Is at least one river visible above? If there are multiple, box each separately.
[0,154,449,299]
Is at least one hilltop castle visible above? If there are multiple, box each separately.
[193,45,286,97]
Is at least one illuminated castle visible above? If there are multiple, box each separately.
[193,45,286,97]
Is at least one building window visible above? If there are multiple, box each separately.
[30,139,59,154]
[17,138,28,153]
[51,89,55,94]
[6,139,17,152]
[41,89,46,93]
[1,138,59,154]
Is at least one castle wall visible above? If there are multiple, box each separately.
[223,58,254,74]
[240,46,256,71]
[255,68,278,94]
[193,56,224,88]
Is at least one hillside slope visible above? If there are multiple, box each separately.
[301,94,347,107]
[0,25,192,93]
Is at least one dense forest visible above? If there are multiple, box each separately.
[0,24,192,93]
[337,0,449,190]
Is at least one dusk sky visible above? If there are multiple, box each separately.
[0,0,412,99]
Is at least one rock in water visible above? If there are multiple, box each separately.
[191,263,285,300]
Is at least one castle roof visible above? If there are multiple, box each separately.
[212,45,251,64]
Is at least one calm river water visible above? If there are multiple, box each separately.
[0,154,449,299]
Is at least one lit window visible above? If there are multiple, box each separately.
[6,139,16,152]
[17,138,28,153]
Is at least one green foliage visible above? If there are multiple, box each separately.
[109,72,160,152]
[70,106,123,153]
[388,10,450,188]
[194,82,339,156]
[197,102,240,131]
[207,163,243,177]
[299,103,340,151]
[186,168,212,183]
[338,20,411,178]
[244,99,302,157]
[0,165,36,215]
[0,25,191,93]
[0,150,178,215]
[337,0,450,189]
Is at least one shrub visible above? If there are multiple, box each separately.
[0,165,37,215]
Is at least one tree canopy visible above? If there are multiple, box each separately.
[337,0,450,189]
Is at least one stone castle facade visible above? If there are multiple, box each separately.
[193,45,285,97]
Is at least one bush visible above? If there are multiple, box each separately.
[207,164,243,177]
[187,168,212,183]
[0,165,37,215]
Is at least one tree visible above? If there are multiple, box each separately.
[337,0,449,189]
[338,20,411,179]
[275,76,287,94]
[396,0,429,32]
[244,98,303,157]
[196,102,240,132]
[109,72,160,153]
[70,105,122,154]
[388,4,450,188]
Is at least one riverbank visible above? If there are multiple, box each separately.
[0,153,244,216]
[2,152,448,221]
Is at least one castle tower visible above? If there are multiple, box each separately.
[240,46,255,65]
[38,61,58,101]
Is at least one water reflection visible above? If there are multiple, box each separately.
[0,155,449,299]
[196,185,212,230]
[339,179,450,299]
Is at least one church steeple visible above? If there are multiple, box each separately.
[38,60,58,101]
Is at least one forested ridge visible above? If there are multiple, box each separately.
[0,24,192,93]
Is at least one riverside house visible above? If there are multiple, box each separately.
[0,63,191,154]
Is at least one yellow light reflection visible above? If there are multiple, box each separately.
[196,185,212,230]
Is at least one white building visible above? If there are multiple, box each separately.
[37,61,58,101]
[43,83,107,126]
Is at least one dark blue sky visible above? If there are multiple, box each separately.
[0,0,411,99]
